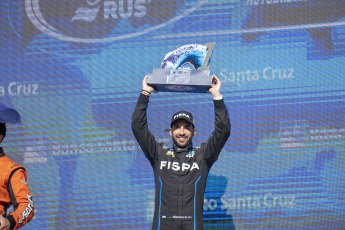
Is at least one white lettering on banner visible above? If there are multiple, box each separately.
[160,161,200,171]
[73,0,149,21]
[309,128,345,141]
[263,67,294,80]
[246,0,308,6]
[52,142,94,155]
[219,67,295,84]
[211,193,296,211]
[203,198,218,211]
[51,139,143,156]
[103,0,148,20]
[0,82,39,97]
[8,82,39,96]
[97,139,138,152]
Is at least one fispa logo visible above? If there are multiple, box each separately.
[24,0,207,43]
[173,112,190,120]
[160,161,200,172]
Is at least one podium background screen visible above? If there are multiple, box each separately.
[1,0,345,229]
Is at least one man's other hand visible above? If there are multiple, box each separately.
[142,75,158,94]
[0,216,10,230]
[208,75,221,98]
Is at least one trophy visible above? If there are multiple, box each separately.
[147,42,215,93]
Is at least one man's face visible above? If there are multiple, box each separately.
[169,119,196,148]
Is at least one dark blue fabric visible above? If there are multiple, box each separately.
[0,103,21,124]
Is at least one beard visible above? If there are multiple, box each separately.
[172,135,192,148]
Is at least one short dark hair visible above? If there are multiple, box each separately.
[0,123,6,143]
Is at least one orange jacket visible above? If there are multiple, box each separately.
[0,151,34,229]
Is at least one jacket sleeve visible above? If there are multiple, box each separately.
[6,168,35,230]
[203,99,231,166]
[131,93,158,165]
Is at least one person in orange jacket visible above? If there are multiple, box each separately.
[0,119,34,229]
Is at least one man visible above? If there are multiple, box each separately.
[132,75,230,230]
[0,109,35,230]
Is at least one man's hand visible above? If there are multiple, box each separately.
[208,75,221,98]
[142,75,158,93]
[0,216,10,230]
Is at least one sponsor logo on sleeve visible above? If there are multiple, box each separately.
[18,194,34,224]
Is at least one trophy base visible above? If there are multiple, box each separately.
[147,69,212,93]
[148,84,212,93]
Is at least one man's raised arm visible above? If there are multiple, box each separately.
[203,75,231,165]
[131,76,158,164]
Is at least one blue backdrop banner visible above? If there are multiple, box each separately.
[1,0,345,229]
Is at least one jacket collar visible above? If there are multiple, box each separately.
[0,147,4,157]
[173,142,193,153]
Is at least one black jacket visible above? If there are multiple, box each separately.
[132,93,230,230]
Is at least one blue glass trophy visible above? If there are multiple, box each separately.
[147,42,215,93]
